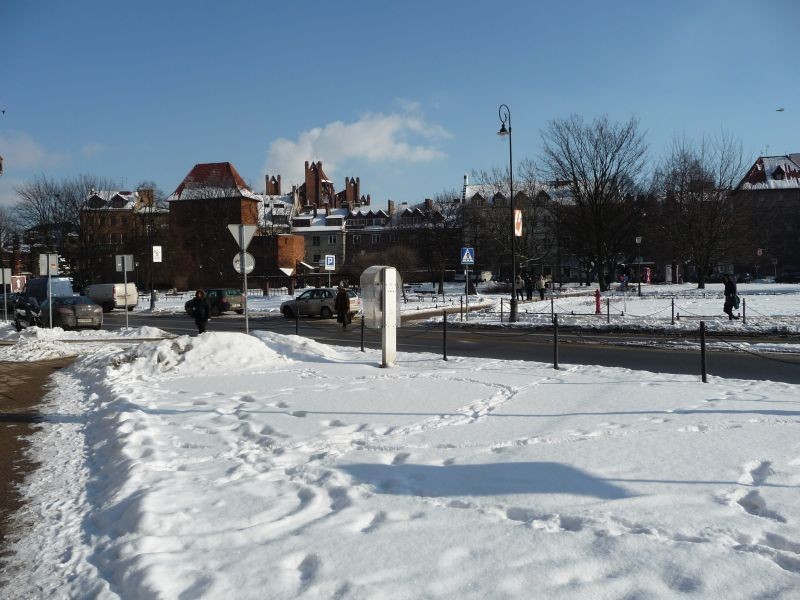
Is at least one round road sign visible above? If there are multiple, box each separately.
[233,252,255,275]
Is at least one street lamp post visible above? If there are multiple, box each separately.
[635,236,642,296]
[497,104,517,322]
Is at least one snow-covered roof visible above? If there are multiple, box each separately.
[736,155,800,191]
[168,162,260,201]
[84,190,138,211]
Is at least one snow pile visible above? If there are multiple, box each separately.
[110,331,292,376]
[5,332,800,598]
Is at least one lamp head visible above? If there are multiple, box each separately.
[497,123,509,137]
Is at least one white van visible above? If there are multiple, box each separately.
[85,283,138,312]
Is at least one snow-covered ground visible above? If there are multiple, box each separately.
[3,327,800,598]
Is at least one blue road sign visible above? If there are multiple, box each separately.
[461,247,475,265]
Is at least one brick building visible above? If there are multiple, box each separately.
[733,154,800,277]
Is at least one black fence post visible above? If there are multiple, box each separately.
[553,314,559,370]
[607,298,610,323]
[460,296,463,322]
[442,310,448,361]
[360,315,365,352]
[550,297,554,320]
[742,298,746,324]
[700,320,707,383]
[500,298,504,323]
[671,297,675,325]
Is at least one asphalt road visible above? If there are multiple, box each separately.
[102,311,800,384]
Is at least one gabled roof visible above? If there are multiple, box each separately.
[84,190,137,211]
[736,155,800,191]
[168,162,259,201]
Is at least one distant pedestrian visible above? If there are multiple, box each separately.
[515,275,524,301]
[721,275,739,320]
[524,276,534,301]
[188,289,211,334]
[334,286,351,329]
[536,275,546,300]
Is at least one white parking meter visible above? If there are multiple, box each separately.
[360,266,402,367]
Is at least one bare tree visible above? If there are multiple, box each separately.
[469,158,548,279]
[412,189,463,293]
[652,134,749,288]
[541,115,648,290]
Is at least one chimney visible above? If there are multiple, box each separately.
[424,198,434,211]
[387,200,395,216]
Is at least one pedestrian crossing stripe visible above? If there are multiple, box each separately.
[461,247,475,264]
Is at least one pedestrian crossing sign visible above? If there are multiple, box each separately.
[460,247,475,265]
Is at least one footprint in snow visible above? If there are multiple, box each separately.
[739,460,774,486]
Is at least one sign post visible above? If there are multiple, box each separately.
[461,247,475,321]
[228,224,257,334]
[39,253,59,328]
[1,267,10,322]
[151,245,162,310]
[115,254,134,329]
[324,254,335,287]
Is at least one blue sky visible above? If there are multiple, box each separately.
[1,0,796,209]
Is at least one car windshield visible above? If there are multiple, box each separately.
[225,289,241,296]
[297,291,312,300]
[347,291,358,298]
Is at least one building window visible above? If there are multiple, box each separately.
[328,234,337,245]
[312,235,321,246]
[313,254,321,264]
[371,234,380,244]
[352,234,360,246]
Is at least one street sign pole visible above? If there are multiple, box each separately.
[47,259,52,328]
[1,267,7,322]
[123,255,129,329]
[239,226,249,335]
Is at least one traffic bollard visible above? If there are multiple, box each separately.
[442,310,448,361]
[553,314,559,370]
[700,321,707,383]
[594,288,601,314]
[360,315,365,352]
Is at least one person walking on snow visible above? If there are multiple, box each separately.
[188,289,211,334]
[721,274,739,320]
[334,286,351,329]
[536,275,546,300]
[515,275,524,301]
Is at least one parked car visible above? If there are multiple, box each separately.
[39,295,103,330]
[280,288,361,319]
[85,282,138,312]
[23,277,75,303]
[776,271,800,283]
[184,288,244,317]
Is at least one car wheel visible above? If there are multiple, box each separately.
[211,306,221,317]
[93,324,102,330]
[102,302,113,313]
[127,306,134,312]
[235,309,243,315]
[282,306,294,318]
[320,307,333,319]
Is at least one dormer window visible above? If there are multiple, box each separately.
[772,166,785,180]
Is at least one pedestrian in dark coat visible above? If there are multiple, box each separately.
[189,289,211,333]
[334,286,351,329]
[721,275,739,320]
[524,276,534,301]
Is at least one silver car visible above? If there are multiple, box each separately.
[280,288,361,319]
[40,295,103,330]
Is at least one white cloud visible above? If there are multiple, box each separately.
[0,176,23,208]
[0,131,68,170]
[82,142,104,157]
[263,107,450,188]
